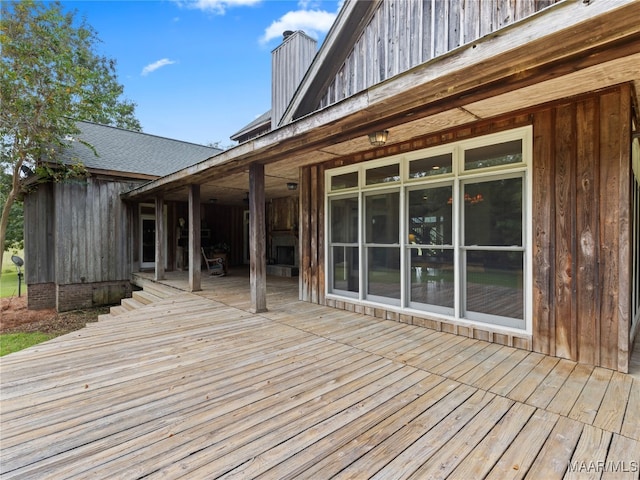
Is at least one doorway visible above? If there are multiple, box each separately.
[139,204,167,270]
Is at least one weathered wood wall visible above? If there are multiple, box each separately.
[25,177,141,286]
[532,85,632,372]
[299,165,324,304]
[319,0,559,110]
[23,183,55,284]
[272,31,317,129]
[300,84,632,371]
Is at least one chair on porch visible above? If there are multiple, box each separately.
[201,247,225,276]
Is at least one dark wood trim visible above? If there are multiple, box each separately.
[299,167,312,302]
[532,108,554,356]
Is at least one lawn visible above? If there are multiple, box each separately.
[1,332,54,356]
[1,249,26,298]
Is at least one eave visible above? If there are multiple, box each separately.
[122,0,640,204]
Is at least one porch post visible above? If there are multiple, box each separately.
[154,195,165,281]
[249,163,267,313]
[188,184,201,292]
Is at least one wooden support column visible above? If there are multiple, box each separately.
[188,184,201,292]
[154,196,165,281]
[249,163,267,313]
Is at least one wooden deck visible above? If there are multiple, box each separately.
[1,270,639,479]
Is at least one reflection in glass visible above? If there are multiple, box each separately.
[366,164,400,185]
[409,248,454,309]
[331,171,359,190]
[366,192,400,244]
[333,246,359,293]
[409,153,453,178]
[142,218,155,263]
[367,247,401,300]
[408,186,453,246]
[464,177,522,247]
[466,250,523,319]
[465,139,522,170]
[331,196,358,243]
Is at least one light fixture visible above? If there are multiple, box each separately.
[368,130,389,147]
[287,182,298,191]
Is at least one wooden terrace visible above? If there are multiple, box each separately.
[1,270,639,478]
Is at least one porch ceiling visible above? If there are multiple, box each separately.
[123,0,640,206]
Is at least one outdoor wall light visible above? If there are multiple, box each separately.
[287,182,298,191]
[368,130,389,146]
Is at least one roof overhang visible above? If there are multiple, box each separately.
[123,0,640,204]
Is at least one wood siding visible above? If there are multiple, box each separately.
[272,31,317,129]
[25,177,140,286]
[318,0,559,111]
[300,85,632,371]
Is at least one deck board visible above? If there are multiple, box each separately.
[1,271,638,478]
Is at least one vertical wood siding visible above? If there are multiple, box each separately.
[272,32,317,129]
[318,0,559,110]
[24,183,55,284]
[300,85,632,371]
[24,178,139,286]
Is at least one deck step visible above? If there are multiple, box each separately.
[141,283,180,299]
[97,313,114,322]
[109,305,127,317]
[132,290,163,305]
[121,298,146,311]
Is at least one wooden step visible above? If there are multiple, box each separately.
[132,290,163,305]
[142,283,180,299]
[109,305,127,317]
[97,313,113,322]
[121,298,146,311]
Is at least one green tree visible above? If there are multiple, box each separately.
[0,172,23,252]
[0,0,141,271]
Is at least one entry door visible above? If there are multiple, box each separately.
[140,205,167,270]
[140,214,156,269]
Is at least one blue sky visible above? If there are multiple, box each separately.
[63,0,342,147]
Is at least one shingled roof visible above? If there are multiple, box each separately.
[63,121,222,178]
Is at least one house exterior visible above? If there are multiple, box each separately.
[25,0,639,373]
[23,121,221,312]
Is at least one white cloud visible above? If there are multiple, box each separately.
[141,58,177,76]
[176,0,261,15]
[260,9,337,45]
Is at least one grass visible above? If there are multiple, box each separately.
[1,249,27,298]
[0,332,55,356]
[0,270,27,298]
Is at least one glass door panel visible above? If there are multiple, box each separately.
[141,217,155,268]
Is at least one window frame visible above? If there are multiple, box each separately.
[325,126,533,334]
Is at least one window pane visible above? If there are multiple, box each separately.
[466,251,523,319]
[366,192,400,244]
[410,248,454,308]
[409,153,452,178]
[367,247,401,299]
[331,196,358,243]
[464,177,522,247]
[332,246,359,293]
[331,172,358,190]
[465,139,522,170]
[408,186,453,245]
[366,164,400,185]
